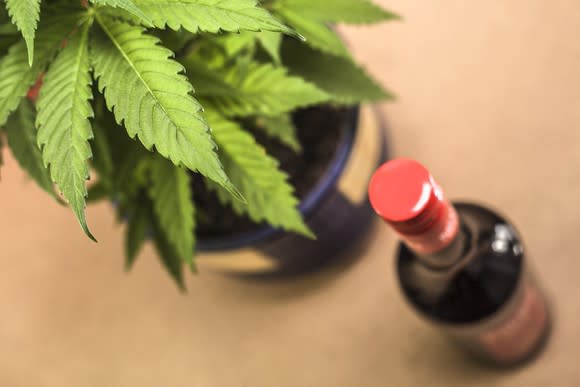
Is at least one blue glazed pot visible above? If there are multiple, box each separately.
[196,105,388,276]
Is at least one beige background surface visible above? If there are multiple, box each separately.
[1,1,579,386]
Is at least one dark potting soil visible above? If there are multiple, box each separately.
[194,106,351,239]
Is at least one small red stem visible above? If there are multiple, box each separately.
[27,74,44,103]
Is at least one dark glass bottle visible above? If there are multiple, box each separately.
[369,159,551,366]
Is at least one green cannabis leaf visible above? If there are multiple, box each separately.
[90,0,153,26]
[131,0,295,36]
[5,100,56,199]
[273,6,349,57]
[90,122,115,191]
[0,14,75,127]
[282,39,392,104]
[273,0,397,57]
[125,199,150,270]
[256,114,301,153]
[276,0,399,24]
[0,0,395,287]
[148,157,196,270]
[4,0,40,66]
[180,56,238,95]
[205,111,313,238]
[36,22,95,241]
[91,17,241,199]
[218,31,256,57]
[186,58,329,116]
[256,31,282,63]
[150,200,186,290]
[215,30,282,63]
[91,99,150,197]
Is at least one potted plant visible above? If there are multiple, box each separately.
[0,0,397,289]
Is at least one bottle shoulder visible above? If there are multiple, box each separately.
[397,202,525,324]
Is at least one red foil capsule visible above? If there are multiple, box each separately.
[368,158,459,254]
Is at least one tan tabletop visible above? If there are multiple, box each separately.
[1,1,579,386]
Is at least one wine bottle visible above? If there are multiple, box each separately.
[368,159,551,366]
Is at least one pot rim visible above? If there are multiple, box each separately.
[197,105,361,252]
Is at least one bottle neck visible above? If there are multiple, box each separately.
[399,203,467,269]
[414,224,468,269]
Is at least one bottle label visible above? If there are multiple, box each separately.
[479,282,548,363]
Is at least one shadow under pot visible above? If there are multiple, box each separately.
[194,105,388,277]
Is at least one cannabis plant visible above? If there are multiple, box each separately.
[0,0,396,288]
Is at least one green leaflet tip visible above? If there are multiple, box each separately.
[77,213,98,242]
[280,24,305,41]
[225,181,247,204]
[125,253,137,271]
[385,11,403,21]
[27,45,34,67]
[85,227,98,243]
[300,225,317,240]
[85,232,98,243]
[177,281,188,293]
[289,221,316,240]
[295,31,307,42]
[169,267,187,292]
[381,88,397,101]
[288,142,303,154]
